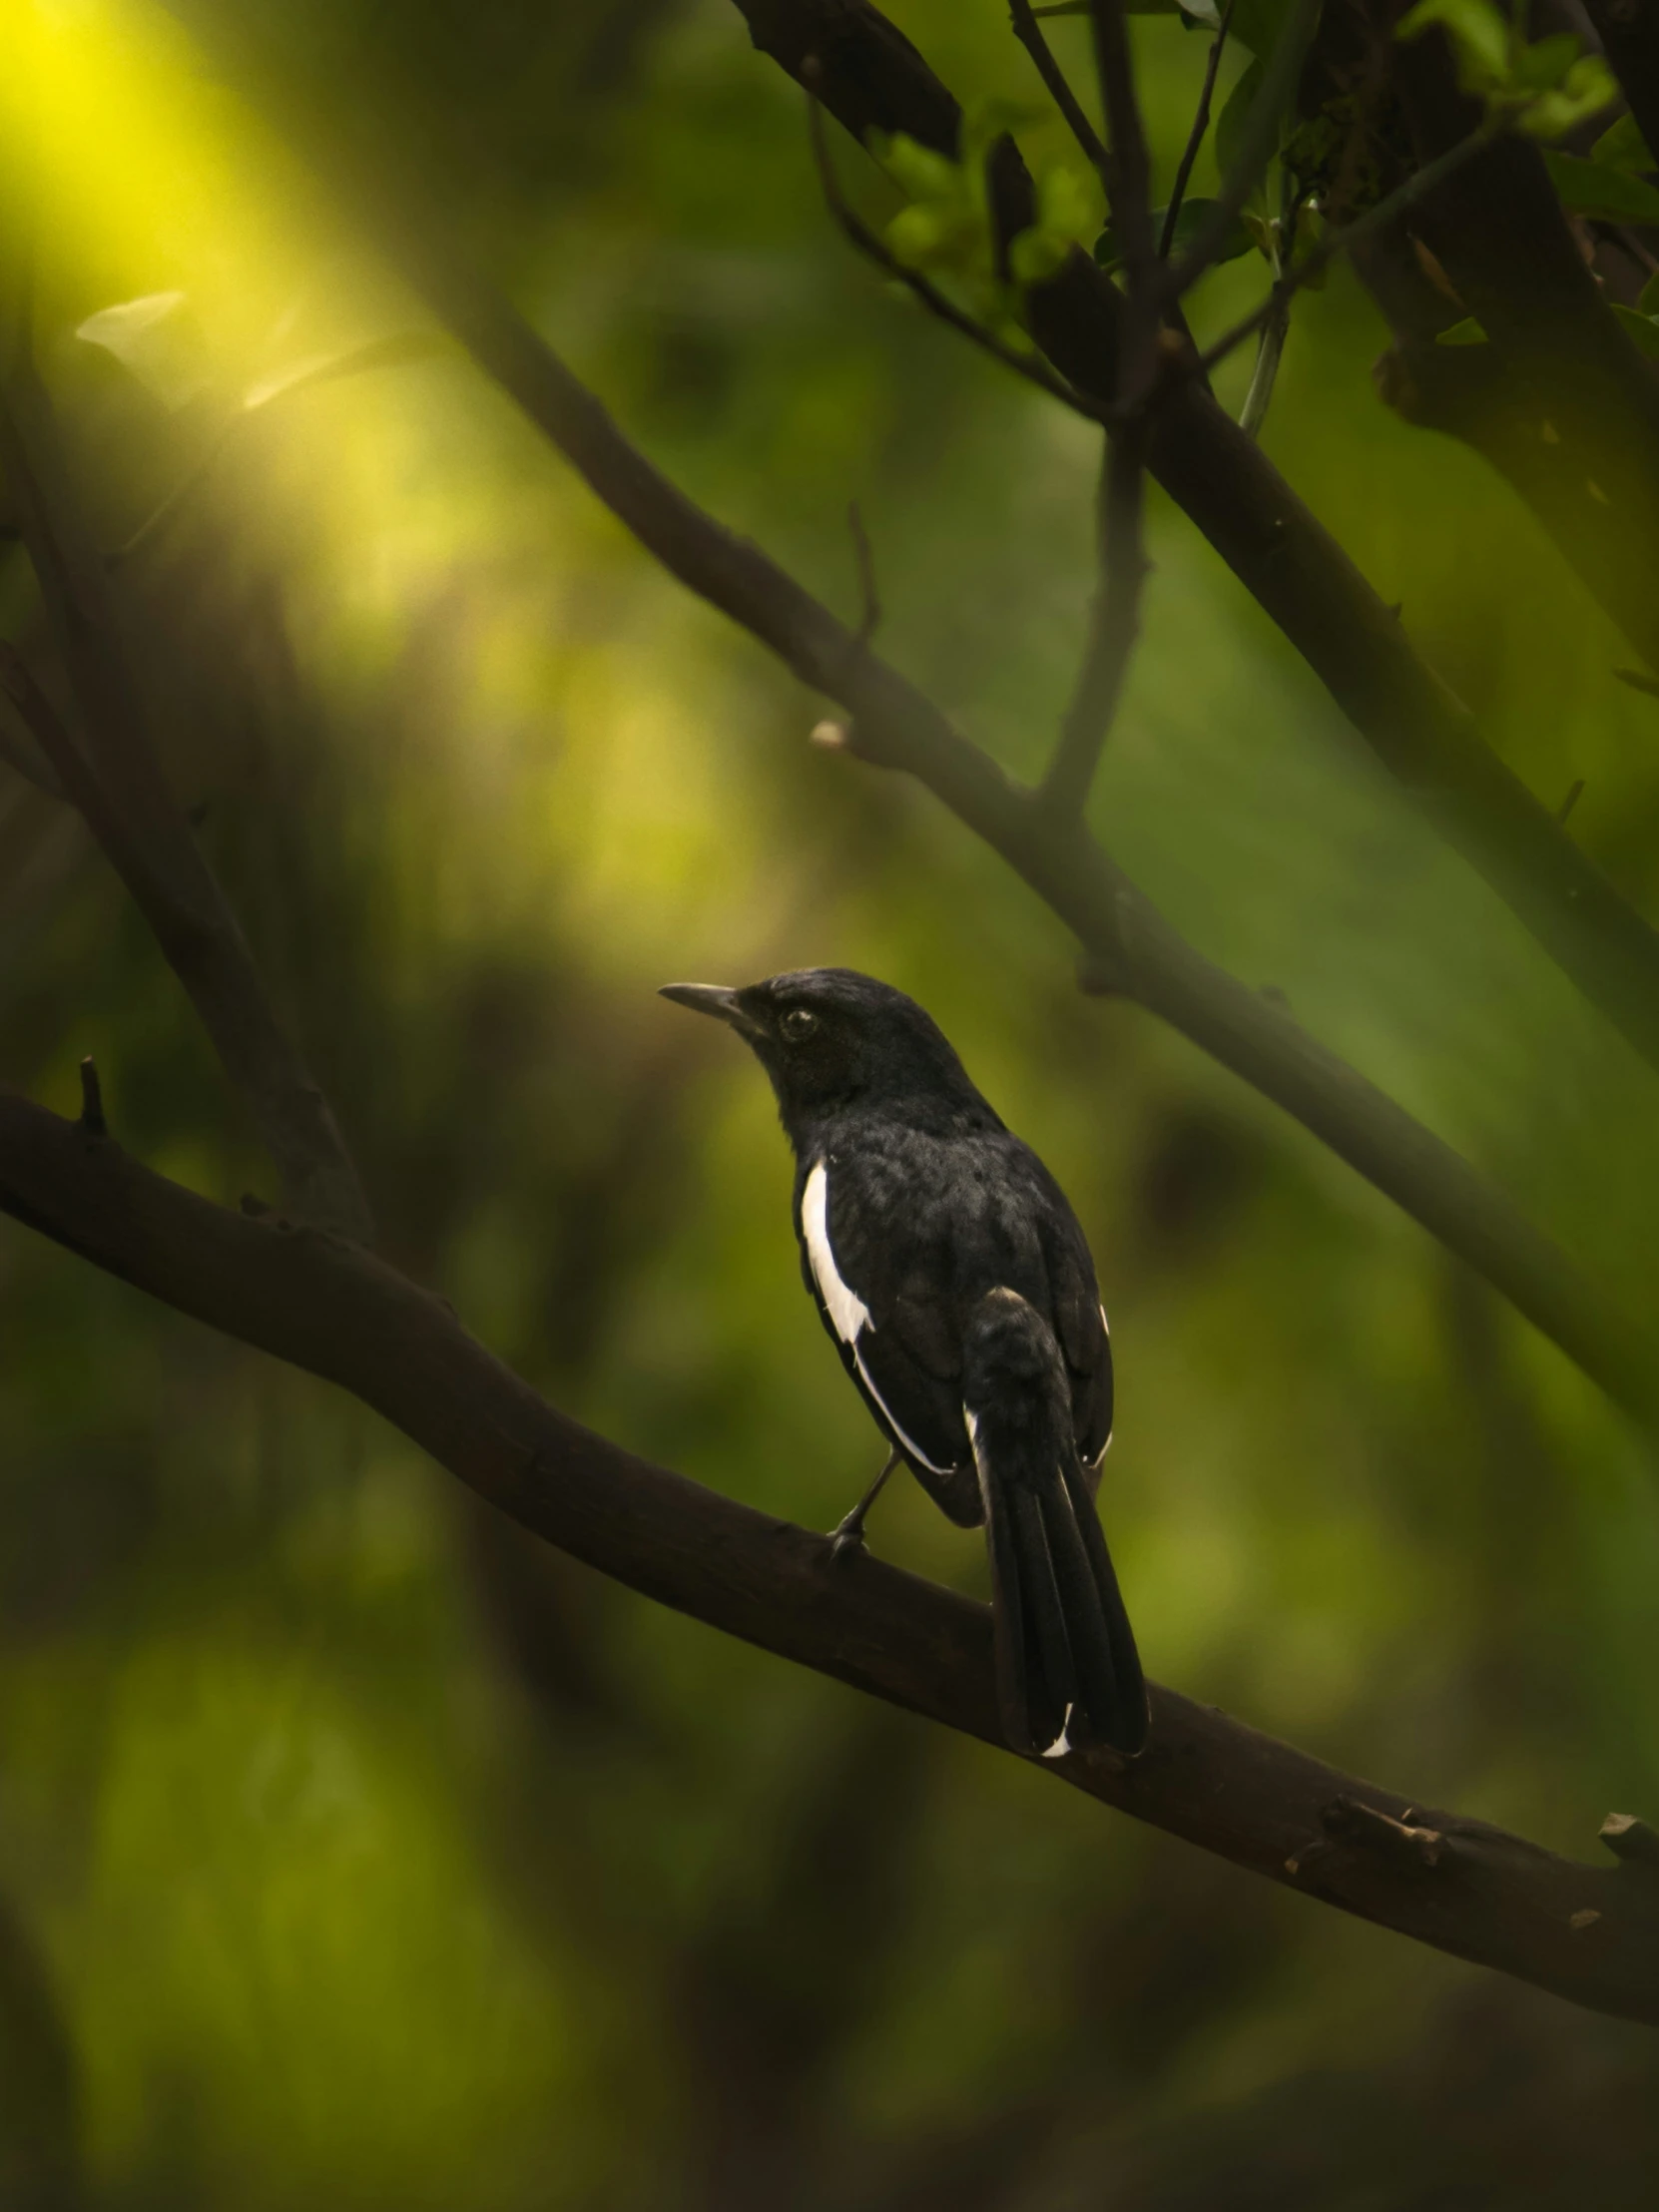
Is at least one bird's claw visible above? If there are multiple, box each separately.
[827,1521,868,1563]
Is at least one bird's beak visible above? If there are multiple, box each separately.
[659,982,766,1040]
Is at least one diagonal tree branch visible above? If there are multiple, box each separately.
[157,0,1659,1082]
[725,0,1659,1081]
[1010,0,1109,174]
[302,247,1659,1431]
[0,321,372,1241]
[1,1085,1657,2025]
[138,3,1659,1428]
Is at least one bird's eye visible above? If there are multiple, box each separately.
[781,1007,819,1043]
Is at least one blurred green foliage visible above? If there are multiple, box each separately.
[1,0,1658,2204]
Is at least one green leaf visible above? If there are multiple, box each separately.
[1512,32,1579,91]
[874,133,963,207]
[1094,198,1257,272]
[1396,0,1511,92]
[1639,269,1659,315]
[1227,0,1300,58]
[1434,316,1488,344]
[1010,229,1073,285]
[1591,111,1655,175]
[1542,150,1659,223]
[1613,302,1659,357]
[1036,164,1097,242]
[1518,55,1618,140]
[1214,59,1267,187]
[959,96,1049,167]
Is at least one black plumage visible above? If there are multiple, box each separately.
[661,967,1147,1758]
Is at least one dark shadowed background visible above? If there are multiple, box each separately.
[1,0,1658,2204]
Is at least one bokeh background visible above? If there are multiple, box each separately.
[2,0,1659,2203]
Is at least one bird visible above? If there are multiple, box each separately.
[660,966,1147,1760]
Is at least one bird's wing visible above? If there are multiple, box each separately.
[1026,1157,1113,1469]
[796,1154,974,1499]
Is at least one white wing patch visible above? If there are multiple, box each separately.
[802,1159,871,1345]
[804,1159,954,1477]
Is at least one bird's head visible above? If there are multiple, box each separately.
[659,967,989,1138]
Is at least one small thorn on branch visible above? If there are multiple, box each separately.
[1285,1836,1336,1880]
[240,1192,274,1218]
[1601,1811,1659,1869]
[1557,779,1585,826]
[78,1055,106,1138]
[1323,1793,1445,1868]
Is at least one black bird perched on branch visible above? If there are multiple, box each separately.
[661,967,1147,1759]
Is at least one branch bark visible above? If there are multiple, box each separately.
[730,0,1659,1081]
[1,1085,1656,2025]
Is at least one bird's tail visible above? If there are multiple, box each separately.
[963,1288,1148,1759]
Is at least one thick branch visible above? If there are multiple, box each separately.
[729,0,1659,1080]
[0,1087,1656,2024]
[0,334,371,1240]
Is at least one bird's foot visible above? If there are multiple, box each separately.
[826,1516,868,1564]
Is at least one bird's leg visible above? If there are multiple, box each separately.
[828,1448,901,1561]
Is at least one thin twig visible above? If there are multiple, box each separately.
[1160,0,1236,260]
[77,1056,105,1137]
[1238,298,1290,437]
[1165,0,1320,301]
[1196,121,1501,381]
[1010,0,1109,177]
[1041,421,1148,813]
[1023,0,1158,819]
[806,91,1110,426]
